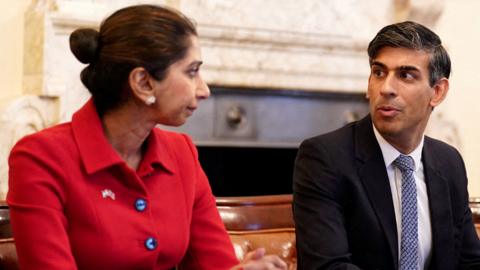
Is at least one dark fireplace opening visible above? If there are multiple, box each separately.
[199,146,298,196]
[161,86,369,197]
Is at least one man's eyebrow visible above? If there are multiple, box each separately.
[370,61,420,72]
[398,65,420,72]
[370,61,386,68]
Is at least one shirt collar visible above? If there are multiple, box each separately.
[136,128,176,177]
[372,124,424,172]
[72,99,175,175]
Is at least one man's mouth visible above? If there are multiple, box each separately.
[376,105,400,117]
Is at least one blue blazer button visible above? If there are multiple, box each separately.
[145,237,158,251]
[135,198,147,212]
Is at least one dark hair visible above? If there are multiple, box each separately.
[367,21,450,87]
[69,5,197,115]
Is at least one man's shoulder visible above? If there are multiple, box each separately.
[424,135,461,156]
[424,135,464,165]
[301,116,369,149]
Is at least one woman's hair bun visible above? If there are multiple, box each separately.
[69,28,100,64]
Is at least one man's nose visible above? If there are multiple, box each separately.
[380,74,397,96]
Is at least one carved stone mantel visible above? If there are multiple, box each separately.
[0,96,58,198]
[0,0,449,198]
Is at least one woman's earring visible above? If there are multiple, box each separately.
[145,96,156,106]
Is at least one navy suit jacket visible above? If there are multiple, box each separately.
[293,115,480,269]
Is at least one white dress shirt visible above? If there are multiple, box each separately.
[373,125,432,270]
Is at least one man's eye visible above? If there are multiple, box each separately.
[372,69,384,77]
[399,71,415,80]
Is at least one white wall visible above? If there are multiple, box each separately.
[0,0,30,101]
[436,0,480,196]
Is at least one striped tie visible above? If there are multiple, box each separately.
[394,154,418,270]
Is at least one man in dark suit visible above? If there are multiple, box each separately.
[293,21,480,270]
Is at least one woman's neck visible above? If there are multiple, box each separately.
[101,102,156,170]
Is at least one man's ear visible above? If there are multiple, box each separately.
[430,78,449,108]
[128,67,155,104]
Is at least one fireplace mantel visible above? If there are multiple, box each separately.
[0,0,448,198]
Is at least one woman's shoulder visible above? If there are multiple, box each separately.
[151,128,197,156]
[11,122,74,154]
[152,128,194,144]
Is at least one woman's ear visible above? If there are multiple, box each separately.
[128,67,156,105]
[430,78,449,108]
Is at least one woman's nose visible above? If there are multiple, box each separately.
[196,77,210,99]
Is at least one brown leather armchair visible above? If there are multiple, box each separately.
[217,194,296,269]
[0,201,18,270]
[0,239,17,270]
[0,196,296,270]
[4,195,480,269]
[469,198,480,236]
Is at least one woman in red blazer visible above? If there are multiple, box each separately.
[7,4,286,270]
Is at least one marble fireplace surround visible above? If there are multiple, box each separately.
[0,0,451,198]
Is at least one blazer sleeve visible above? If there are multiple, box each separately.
[459,206,480,269]
[454,149,480,269]
[177,135,239,270]
[293,138,362,270]
[7,136,78,270]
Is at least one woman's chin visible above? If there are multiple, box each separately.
[163,118,187,127]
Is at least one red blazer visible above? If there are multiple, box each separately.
[7,99,238,270]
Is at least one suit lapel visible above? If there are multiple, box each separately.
[354,116,398,268]
[423,139,455,270]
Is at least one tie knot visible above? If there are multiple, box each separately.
[393,154,414,173]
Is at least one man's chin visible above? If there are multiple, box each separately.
[373,120,401,137]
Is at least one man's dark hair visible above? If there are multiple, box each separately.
[368,21,451,87]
